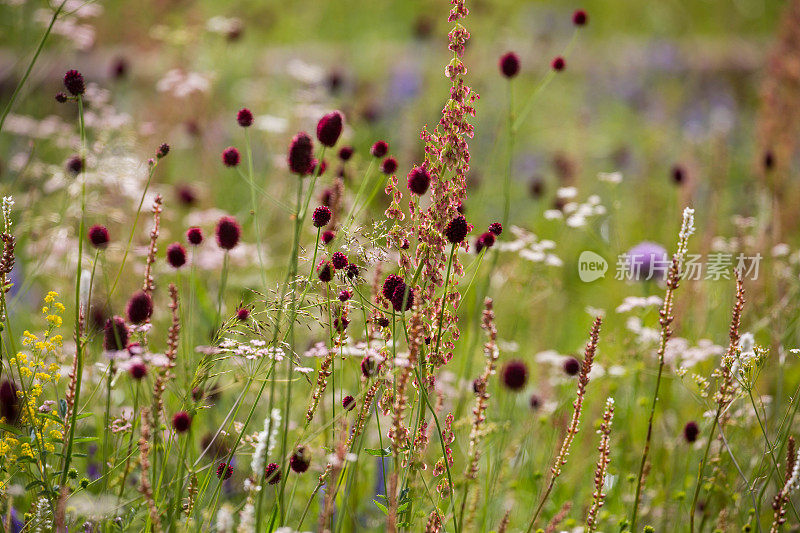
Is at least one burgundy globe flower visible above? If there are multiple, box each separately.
[66,155,84,175]
[382,274,404,300]
[338,289,352,302]
[333,316,349,332]
[683,421,700,443]
[370,140,389,158]
[572,9,588,26]
[126,291,153,324]
[322,230,335,245]
[563,357,581,376]
[501,360,528,391]
[237,107,254,128]
[166,242,187,269]
[338,146,354,161]
[288,132,315,175]
[342,395,356,411]
[312,206,332,228]
[222,147,241,167]
[290,447,311,473]
[499,52,520,78]
[88,225,110,249]
[312,159,327,176]
[176,184,197,206]
[763,150,775,171]
[627,242,669,281]
[475,232,495,254]
[186,227,203,246]
[265,462,282,485]
[377,317,390,328]
[380,157,398,175]
[407,166,431,195]
[331,251,348,270]
[157,143,170,159]
[236,307,250,321]
[0,380,20,424]
[488,222,502,236]
[671,164,686,185]
[216,462,234,480]
[215,216,241,250]
[129,362,147,380]
[172,411,192,433]
[391,284,414,312]
[551,56,566,71]
[103,316,129,351]
[316,111,344,147]
[63,69,85,96]
[361,355,379,378]
[444,215,469,244]
[318,260,334,283]
[55,92,67,103]
[529,393,542,410]
[346,263,359,279]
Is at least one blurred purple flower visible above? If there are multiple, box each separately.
[627,242,669,281]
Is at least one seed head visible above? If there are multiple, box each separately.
[215,216,241,250]
[316,110,344,147]
[331,251,348,270]
[342,395,356,411]
[186,226,203,245]
[288,132,315,175]
[370,140,389,158]
[501,360,528,391]
[88,225,110,249]
[407,166,431,195]
[683,421,700,443]
[318,260,334,282]
[444,215,469,244]
[172,411,192,433]
[55,92,68,103]
[380,157,398,175]
[103,316,129,351]
[312,206,332,228]
[63,69,85,96]
[221,147,240,167]
[572,9,588,26]
[488,222,502,236]
[166,242,187,268]
[551,56,566,71]
[237,107,254,127]
[157,143,170,159]
[499,52,520,78]
[216,462,234,480]
[265,462,281,485]
[126,291,153,324]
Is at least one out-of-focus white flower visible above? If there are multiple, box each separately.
[287,59,325,84]
[616,295,663,313]
[598,171,622,184]
[772,243,790,257]
[557,186,577,199]
[157,69,213,98]
[255,115,288,134]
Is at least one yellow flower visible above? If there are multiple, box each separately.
[19,442,34,458]
[49,430,63,440]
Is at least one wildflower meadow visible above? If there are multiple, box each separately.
[2,0,800,531]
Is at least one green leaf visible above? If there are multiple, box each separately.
[373,500,389,515]
[364,447,391,457]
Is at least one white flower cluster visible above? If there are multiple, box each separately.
[544,188,606,228]
[616,295,663,313]
[496,226,562,266]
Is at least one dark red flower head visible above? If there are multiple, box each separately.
[380,157,398,175]
[63,69,85,96]
[126,291,153,324]
[129,362,147,380]
[215,216,241,250]
[0,380,20,424]
[572,9,588,26]
[475,232,495,253]
[501,360,528,391]
[157,143,170,159]
[55,92,68,103]
[342,395,356,411]
[288,132,315,175]
[499,52,520,78]
[172,411,192,433]
[377,316,390,328]
[186,226,204,246]
[67,155,83,175]
[529,393,542,410]
[331,251,348,270]
[88,225,110,249]
[551,56,566,71]
[318,260,334,283]
[563,357,580,376]
[265,462,281,485]
[322,230,335,245]
[290,447,311,473]
[338,289,352,302]
[407,166,431,195]
[763,150,775,171]
[683,421,700,443]
[338,146,354,161]
[671,165,686,185]
[236,307,250,321]
[312,206,332,228]
[444,215,469,244]
[488,222,503,236]
[176,184,197,206]
[103,316,129,351]
[333,316,349,332]
[346,263,359,279]
[370,140,389,158]
[222,146,240,167]
[361,355,379,378]
[391,283,414,312]
[382,274,404,300]
[166,242,187,268]
[237,107,254,127]
[316,111,344,147]
[216,462,234,480]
